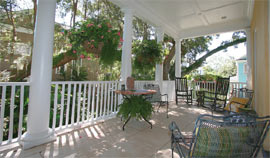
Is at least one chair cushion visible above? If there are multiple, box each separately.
[190,126,251,157]
[224,97,249,112]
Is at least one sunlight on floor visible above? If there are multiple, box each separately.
[0,101,215,158]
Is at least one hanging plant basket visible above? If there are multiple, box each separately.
[64,18,122,66]
[82,41,104,57]
[133,40,163,70]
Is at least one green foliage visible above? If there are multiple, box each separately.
[117,96,153,121]
[58,65,88,81]
[133,40,163,71]
[203,56,237,77]
[193,74,221,81]
[181,36,212,65]
[132,67,155,80]
[65,18,122,66]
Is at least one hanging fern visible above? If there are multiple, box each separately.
[117,95,153,121]
[133,40,163,70]
[64,18,122,66]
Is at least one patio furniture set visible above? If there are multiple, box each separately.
[116,77,168,130]
[172,77,270,157]
[117,77,269,158]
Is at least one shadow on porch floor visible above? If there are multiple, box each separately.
[0,101,220,158]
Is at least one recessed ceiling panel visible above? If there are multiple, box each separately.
[179,15,205,29]
[204,2,244,24]
[196,0,243,11]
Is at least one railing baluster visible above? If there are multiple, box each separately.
[103,82,108,117]
[108,83,112,115]
[59,84,65,128]
[18,86,24,139]
[86,83,91,121]
[65,84,71,127]
[91,84,96,120]
[96,83,100,119]
[8,85,15,142]
[52,84,58,131]
[114,83,117,113]
[117,83,121,111]
[71,84,77,126]
[77,83,82,124]
[99,83,104,118]
[82,83,87,122]
[0,86,6,144]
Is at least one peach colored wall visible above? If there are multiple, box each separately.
[250,0,269,150]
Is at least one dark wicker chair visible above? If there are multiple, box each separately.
[169,114,270,158]
[203,77,230,111]
[143,84,169,118]
[175,77,192,105]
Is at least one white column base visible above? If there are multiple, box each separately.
[20,128,56,149]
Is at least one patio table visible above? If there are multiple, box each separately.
[115,89,156,130]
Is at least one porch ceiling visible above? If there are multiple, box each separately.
[109,0,253,39]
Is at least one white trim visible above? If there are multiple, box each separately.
[109,0,177,38]
[236,60,247,63]
[178,18,249,39]
[247,0,254,24]
[175,39,182,77]
[0,23,33,34]
[253,29,257,110]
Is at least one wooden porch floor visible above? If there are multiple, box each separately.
[0,101,227,158]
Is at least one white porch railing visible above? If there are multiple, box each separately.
[51,81,121,132]
[0,82,30,146]
[0,81,121,146]
[0,80,247,147]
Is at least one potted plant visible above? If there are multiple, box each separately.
[117,95,153,121]
[64,18,122,66]
[133,40,163,70]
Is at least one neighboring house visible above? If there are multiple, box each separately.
[236,55,248,83]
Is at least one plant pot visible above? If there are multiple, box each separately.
[83,41,104,57]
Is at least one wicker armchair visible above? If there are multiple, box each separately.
[169,114,270,158]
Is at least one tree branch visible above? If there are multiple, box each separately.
[182,37,246,76]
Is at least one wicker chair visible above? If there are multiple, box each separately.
[203,77,230,111]
[143,84,169,118]
[175,77,192,105]
[169,114,270,158]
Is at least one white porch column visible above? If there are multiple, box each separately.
[121,9,133,82]
[21,0,56,149]
[155,28,164,91]
[245,28,252,89]
[175,39,182,77]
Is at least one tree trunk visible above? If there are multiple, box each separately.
[32,0,37,29]
[84,0,88,20]
[72,0,78,27]
[163,41,175,80]
[9,53,78,81]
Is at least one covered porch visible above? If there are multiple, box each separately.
[0,102,217,158]
[0,0,270,156]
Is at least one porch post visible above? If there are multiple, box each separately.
[245,28,252,89]
[155,27,164,91]
[120,9,133,82]
[21,0,56,149]
[175,39,182,78]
